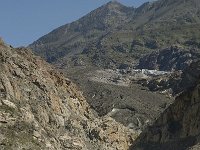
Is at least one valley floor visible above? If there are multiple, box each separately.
[64,67,175,131]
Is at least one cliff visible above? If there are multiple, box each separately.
[131,61,200,150]
[0,41,136,150]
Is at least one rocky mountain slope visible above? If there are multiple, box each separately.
[29,1,135,67]
[2,0,200,149]
[130,61,200,150]
[28,0,200,133]
[29,0,200,69]
[0,39,137,150]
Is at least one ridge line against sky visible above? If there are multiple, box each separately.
[0,0,150,47]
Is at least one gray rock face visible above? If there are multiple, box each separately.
[175,61,200,94]
[131,61,200,150]
[138,46,200,71]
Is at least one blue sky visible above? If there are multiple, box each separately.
[0,0,149,47]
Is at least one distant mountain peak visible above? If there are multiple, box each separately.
[100,0,131,16]
[107,0,121,5]
[104,0,125,8]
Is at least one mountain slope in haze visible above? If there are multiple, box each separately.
[29,0,200,69]
[29,1,135,66]
[126,0,200,55]
[0,40,136,150]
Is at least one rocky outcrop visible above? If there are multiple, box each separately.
[138,46,200,71]
[131,61,200,150]
[137,60,200,97]
[137,71,182,95]
[0,41,137,150]
[174,61,200,94]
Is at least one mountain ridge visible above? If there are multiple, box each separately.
[29,0,200,69]
[29,1,135,62]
